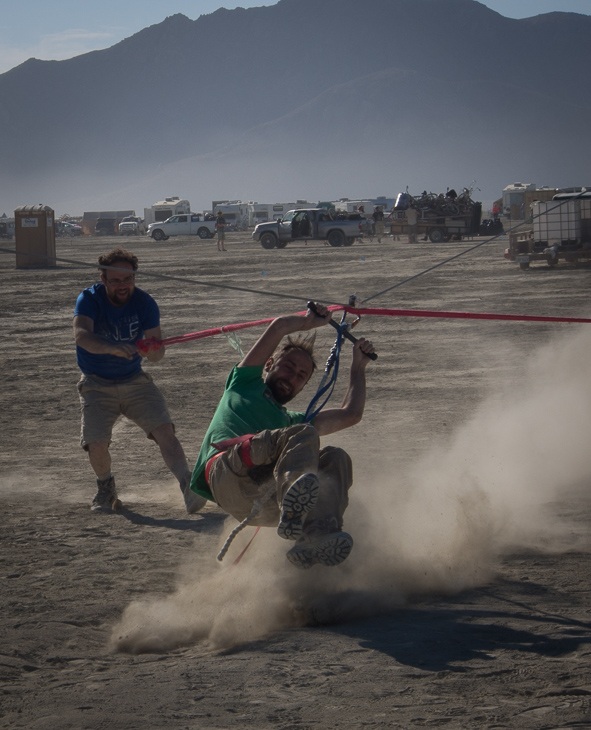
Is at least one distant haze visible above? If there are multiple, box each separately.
[0,0,589,216]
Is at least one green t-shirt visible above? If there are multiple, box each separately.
[190,365,306,499]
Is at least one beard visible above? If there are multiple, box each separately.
[107,289,132,306]
[266,376,294,405]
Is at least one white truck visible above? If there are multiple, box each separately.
[118,215,146,235]
[147,213,216,241]
[252,208,364,249]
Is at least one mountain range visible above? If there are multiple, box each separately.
[1,0,590,215]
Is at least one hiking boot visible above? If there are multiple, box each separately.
[183,485,207,514]
[286,517,353,569]
[277,473,319,541]
[91,476,122,513]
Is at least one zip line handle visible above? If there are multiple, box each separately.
[307,301,378,360]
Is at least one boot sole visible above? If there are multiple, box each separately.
[287,531,353,569]
[277,473,319,541]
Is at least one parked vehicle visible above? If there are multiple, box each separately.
[390,187,482,242]
[252,208,363,249]
[144,198,191,226]
[0,219,14,239]
[247,203,272,227]
[56,221,83,236]
[479,218,504,236]
[95,218,117,236]
[213,203,249,231]
[147,213,216,241]
[82,210,135,236]
[504,192,591,269]
[118,216,146,235]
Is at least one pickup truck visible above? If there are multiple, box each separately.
[147,213,216,241]
[118,216,146,236]
[252,208,363,249]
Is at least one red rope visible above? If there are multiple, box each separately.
[230,526,261,567]
[343,306,591,324]
[136,306,591,354]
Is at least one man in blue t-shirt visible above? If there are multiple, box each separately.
[73,248,205,515]
[189,303,375,569]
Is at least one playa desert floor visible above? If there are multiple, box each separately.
[1,230,591,729]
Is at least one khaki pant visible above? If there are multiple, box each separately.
[208,423,352,528]
[77,371,172,448]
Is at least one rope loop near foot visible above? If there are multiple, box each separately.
[216,483,276,562]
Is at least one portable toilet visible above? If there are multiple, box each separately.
[14,204,56,268]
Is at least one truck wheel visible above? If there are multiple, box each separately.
[260,232,277,249]
[197,227,211,239]
[151,230,165,241]
[428,228,445,243]
[344,237,355,246]
[276,240,288,249]
[327,230,345,247]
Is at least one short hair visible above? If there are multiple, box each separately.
[274,333,317,370]
[98,248,138,275]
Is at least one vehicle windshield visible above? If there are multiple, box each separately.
[281,211,296,223]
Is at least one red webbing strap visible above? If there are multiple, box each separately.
[342,306,591,324]
[204,452,223,486]
[205,434,256,485]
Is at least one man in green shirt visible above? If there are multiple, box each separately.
[190,302,375,568]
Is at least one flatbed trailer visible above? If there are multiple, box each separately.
[505,196,591,269]
[504,228,591,270]
[388,205,481,242]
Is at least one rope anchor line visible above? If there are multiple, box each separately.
[136,305,591,355]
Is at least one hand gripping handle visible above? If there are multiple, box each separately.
[307,301,378,360]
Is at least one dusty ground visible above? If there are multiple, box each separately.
[1,229,591,729]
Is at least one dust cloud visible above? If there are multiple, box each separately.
[111,326,591,653]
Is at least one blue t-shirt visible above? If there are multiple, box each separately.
[74,283,160,379]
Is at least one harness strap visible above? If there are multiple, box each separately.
[206,434,256,486]
[205,452,224,486]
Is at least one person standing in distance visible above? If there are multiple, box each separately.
[73,248,206,514]
[405,206,419,243]
[372,206,385,243]
[215,211,227,251]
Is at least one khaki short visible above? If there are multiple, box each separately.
[77,371,173,449]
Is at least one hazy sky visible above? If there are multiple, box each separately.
[1,0,590,75]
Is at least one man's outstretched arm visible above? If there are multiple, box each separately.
[239,302,332,368]
[73,315,137,360]
[313,337,375,436]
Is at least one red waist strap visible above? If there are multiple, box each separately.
[205,434,255,485]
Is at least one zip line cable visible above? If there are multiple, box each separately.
[0,247,346,308]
